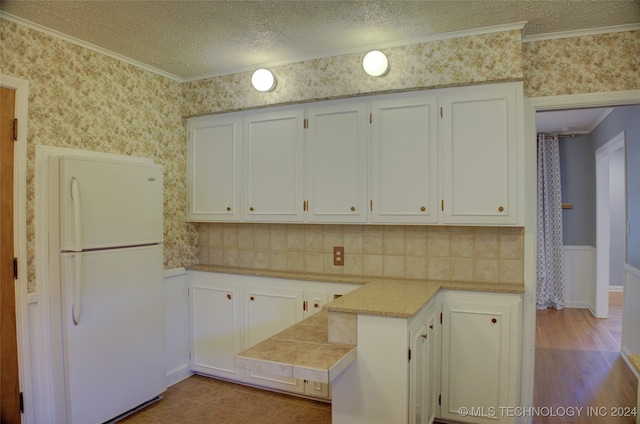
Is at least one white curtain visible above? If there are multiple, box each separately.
[537,133,565,310]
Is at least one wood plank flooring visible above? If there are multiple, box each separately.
[120,292,637,423]
[533,291,637,424]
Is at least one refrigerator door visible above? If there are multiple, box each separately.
[54,156,163,251]
[57,245,166,423]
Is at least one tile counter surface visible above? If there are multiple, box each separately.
[234,310,356,385]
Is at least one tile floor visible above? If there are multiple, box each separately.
[118,374,331,424]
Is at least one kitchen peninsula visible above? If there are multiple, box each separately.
[189,266,523,424]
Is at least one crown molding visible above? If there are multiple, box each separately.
[523,23,640,43]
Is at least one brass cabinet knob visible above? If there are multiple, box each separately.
[350,206,356,211]
[314,303,319,308]
[249,207,254,212]
[498,206,504,212]
[226,293,232,300]
[420,206,426,212]
[226,206,231,211]
[491,318,497,324]
[421,334,427,340]
[250,296,255,301]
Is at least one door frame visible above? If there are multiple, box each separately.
[1,75,31,423]
[521,89,640,423]
[595,132,626,318]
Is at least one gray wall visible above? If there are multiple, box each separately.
[591,104,640,269]
[559,134,596,246]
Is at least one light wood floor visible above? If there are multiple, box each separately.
[120,292,637,424]
[534,291,637,424]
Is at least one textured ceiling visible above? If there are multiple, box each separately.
[2,1,639,80]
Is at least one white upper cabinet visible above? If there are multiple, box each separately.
[186,114,242,221]
[371,93,439,224]
[243,107,305,222]
[186,82,524,225]
[441,83,522,225]
[306,100,368,223]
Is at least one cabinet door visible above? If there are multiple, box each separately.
[441,84,521,224]
[306,101,368,223]
[190,274,242,380]
[243,284,305,392]
[409,301,440,424]
[440,292,521,424]
[186,115,242,221]
[244,108,305,222]
[371,94,439,224]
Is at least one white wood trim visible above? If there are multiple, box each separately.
[1,74,34,424]
[521,89,640,424]
[523,23,640,43]
[163,268,193,386]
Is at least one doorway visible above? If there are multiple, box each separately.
[1,86,21,423]
[595,132,627,319]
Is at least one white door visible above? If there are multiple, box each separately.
[53,156,163,249]
[441,84,519,224]
[187,114,242,221]
[244,107,305,222]
[371,94,439,223]
[306,100,368,222]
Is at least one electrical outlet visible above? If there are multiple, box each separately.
[333,246,344,266]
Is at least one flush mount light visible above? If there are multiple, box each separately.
[251,68,276,91]
[362,50,389,77]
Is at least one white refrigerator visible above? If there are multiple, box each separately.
[48,155,166,423]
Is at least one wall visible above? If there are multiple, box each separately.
[591,104,640,269]
[198,224,525,284]
[559,134,596,246]
[0,19,199,292]
[183,29,524,116]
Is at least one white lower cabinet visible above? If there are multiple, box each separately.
[190,272,243,380]
[440,291,522,424]
[189,271,356,399]
[409,300,440,424]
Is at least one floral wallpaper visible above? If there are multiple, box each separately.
[2,14,639,294]
[183,30,524,116]
[523,30,640,97]
[0,19,198,292]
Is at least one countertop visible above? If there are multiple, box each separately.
[188,264,524,318]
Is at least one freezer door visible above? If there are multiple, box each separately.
[56,245,166,424]
[54,156,163,250]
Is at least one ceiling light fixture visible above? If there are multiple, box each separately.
[362,50,389,77]
[251,69,276,91]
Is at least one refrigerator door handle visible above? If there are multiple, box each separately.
[71,177,83,325]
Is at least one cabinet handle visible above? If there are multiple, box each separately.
[491,318,497,324]
[249,207,254,212]
[250,296,255,301]
[420,206,426,212]
[227,293,232,300]
[314,303,319,308]
[498,206,504,212]
[350,206,356,211]
[226,206,231,211]
[421,334,427,340]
